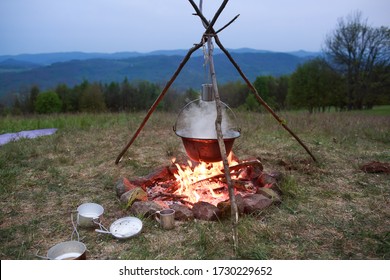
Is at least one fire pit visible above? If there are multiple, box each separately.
[115,156,283,221]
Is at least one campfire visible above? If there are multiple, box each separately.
[115,154,283,221]
[173,153,240,205]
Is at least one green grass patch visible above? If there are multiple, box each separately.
[364,105,390,116]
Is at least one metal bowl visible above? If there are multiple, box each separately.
[175,129,240,162]
[47,241,87,260]
[95,217,143,239]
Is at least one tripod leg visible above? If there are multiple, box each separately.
[115,42,203,164]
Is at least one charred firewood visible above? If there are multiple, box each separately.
[129,166,175,190]
[150,192,188,201]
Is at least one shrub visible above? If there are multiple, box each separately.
[34,91,63,114]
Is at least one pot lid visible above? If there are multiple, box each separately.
[109,217,143,239]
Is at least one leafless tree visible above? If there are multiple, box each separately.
[324,11,390,110]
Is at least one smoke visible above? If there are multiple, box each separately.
[176,100,236,139]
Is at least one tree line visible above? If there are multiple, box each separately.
[1,11,388,115]
[2,76,291,115]
[289,11,389,113]
[5,79,202,115]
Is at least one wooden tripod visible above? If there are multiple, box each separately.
[115,0,317,254]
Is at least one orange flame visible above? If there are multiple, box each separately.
[173,153,238,205]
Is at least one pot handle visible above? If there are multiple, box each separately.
[155,210,162,224]
[70,211,80,242]
[93,218,109,232]
[34,250,50,260]
[173,99,200,132]
[223,101,241,133]
[95,229,112,235]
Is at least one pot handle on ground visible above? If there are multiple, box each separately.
[95,229,112,235]
[70,211,80,242]
[93,218,109,232]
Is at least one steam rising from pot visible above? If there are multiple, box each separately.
[176,100,235,139]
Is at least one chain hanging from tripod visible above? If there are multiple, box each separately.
[200,0,218,95]
[200,0,212,86]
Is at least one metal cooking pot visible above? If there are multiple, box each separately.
[77,202,104,228]
[175,129,240,162]
[174,97,240,162]
[47,241,87,260]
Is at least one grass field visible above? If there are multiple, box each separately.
[0,108,389,260]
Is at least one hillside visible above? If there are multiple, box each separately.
[0,50,315,99]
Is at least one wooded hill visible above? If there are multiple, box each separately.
[0,50,314,99]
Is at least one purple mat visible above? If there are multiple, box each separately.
[0,128,58,146]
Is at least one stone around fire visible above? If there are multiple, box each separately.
[192,201,221,221]
[130,201,164,218]
[169,204,194,221]
[242,194,273,214]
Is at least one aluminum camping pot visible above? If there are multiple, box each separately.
[173,97,241,163]
[77,202,104,227]
[47,241,87,260]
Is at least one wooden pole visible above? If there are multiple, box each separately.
[206,35,239,254]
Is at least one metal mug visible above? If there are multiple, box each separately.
[155,209,175,230]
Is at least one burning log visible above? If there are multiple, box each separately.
[115,165,176,197]
[189,172,238,188]
[231,179,254,192]
[150,192,188,201]
[129,166,175,190]
[188,159,263,188]
[228,159,263,175]
[235,158,264,180]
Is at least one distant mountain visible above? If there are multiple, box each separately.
[0,48,319,66]
[0,50,318,100]
[0,59,42,72]
[287,50,322,57]
[0,51,143,66]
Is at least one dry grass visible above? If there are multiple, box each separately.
[0,110,389,260]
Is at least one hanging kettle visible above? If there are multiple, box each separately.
[174,84,240,162]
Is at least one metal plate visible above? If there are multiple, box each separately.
[109,217,143,239]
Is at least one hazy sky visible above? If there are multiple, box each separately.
[1,0,389,55]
